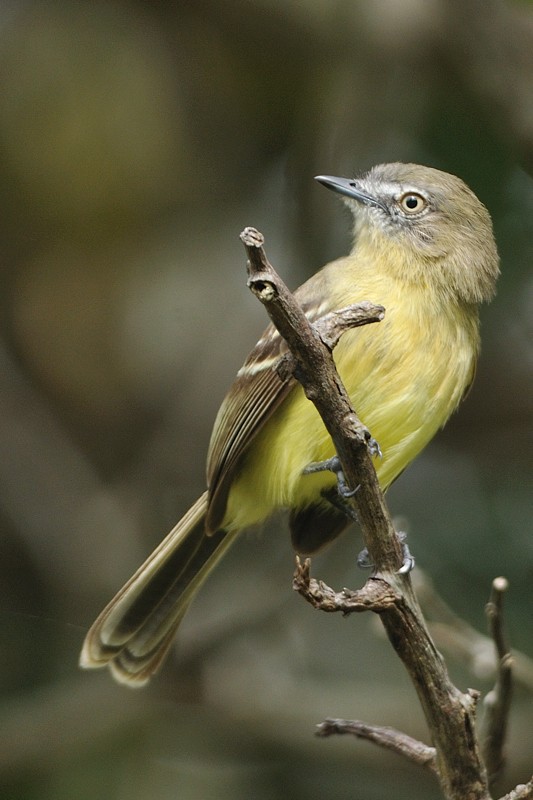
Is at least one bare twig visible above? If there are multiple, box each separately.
[414,570,533,693]
[293,556,399,613]
[241,227,494,800]
[482,577,513,785]
[316,718,437,773]
[498,779,533,800]
[276,302,386,382]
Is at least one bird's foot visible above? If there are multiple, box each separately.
[357,532,415,574]
[303,455,359,499]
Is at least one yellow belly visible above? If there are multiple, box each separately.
[224,284,478,533]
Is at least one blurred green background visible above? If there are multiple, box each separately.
[0,1,532,798]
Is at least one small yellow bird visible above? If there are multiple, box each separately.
[80,163,499,686]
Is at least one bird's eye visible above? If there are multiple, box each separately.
[398,192,427,214]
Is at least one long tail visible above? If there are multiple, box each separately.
[80,492,237,687]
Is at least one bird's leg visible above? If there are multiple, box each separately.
[303,447,413,574]
[357,531,415,574]
[367,436,382,459]
[302,431,381,499]
[396,533,415,573]
[303,455,359,498]
[320,486,359,521]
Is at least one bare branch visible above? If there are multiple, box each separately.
[293,556,399,613]
[482,577,513,785]
[242,228,495,800]
[316,718,437,773]
[498,779,533,800]
[276,302,385,382]
[313,303,386,348]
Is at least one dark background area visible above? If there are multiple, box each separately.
[0,1,532,798]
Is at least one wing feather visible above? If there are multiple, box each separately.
[205,291,328,533]
[205,326,294,531]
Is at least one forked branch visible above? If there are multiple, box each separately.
[240,226,524,800]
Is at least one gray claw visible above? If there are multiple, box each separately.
[303,455,359,499]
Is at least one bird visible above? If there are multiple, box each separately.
[80,162,499,686]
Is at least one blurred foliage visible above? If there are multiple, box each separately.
[0,1,531,798]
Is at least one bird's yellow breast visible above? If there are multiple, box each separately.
[223,259,479,533]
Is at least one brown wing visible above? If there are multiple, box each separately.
[205,322,295,532]
[205,285,330,533]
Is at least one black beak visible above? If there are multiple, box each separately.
[315,175,387,212]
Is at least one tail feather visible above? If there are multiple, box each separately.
[80,492,236,686]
